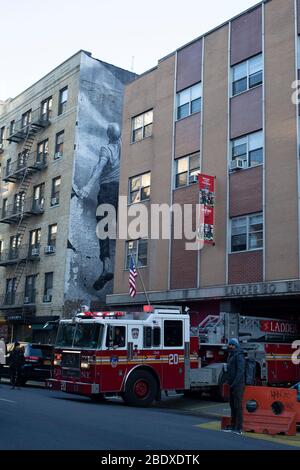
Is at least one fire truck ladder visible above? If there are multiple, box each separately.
[10,125,39,294]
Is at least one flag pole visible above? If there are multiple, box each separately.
[131,253,151,306]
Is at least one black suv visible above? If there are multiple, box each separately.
[2,343,53,385]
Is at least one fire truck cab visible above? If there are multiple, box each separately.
[47,306,193,406]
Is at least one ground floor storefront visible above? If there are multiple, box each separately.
[1,313,59,344]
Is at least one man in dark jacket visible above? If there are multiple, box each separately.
[9,342,25,389]
[225,338,245,435]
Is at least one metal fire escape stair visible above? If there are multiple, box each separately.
[10,125,39,296]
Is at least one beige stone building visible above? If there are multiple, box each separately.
[108,0,300,328]
[0,50,135,341]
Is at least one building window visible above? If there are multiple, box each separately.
[43,272,53,302]
[29,229,41,248]
[14,192,25,212]
[41,96,52,121]
[58,86,68,115]
[176,83,202,120]
[232,54,263,96]
[51,177,61,206]
[231,213,263,253]
[33,183,45,211]
[48,224,57,248]
[125,239,148,269]
[175,153,200,188]
[231,131,263,169]
[55,131,64,159]
[21,109,32,128]
[9,235,21,258]
[129,172,151,204]
[29,229,41,257]
[9,120,15,136]
[131,110,153,143]
[2,198,7,218]
[25,275,36,303]
[17,151,28,170]
[5,278,16,305]
[37,139,48,164]
[0,126,5,145]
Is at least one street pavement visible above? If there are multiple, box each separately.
[0,381,299,450]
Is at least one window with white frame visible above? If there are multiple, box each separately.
[131,110,153,143]
[231,213,263,253]
[175,153,200,188]
[125,239,148,269]
[177,83,202,120]
[232,54,263,96]
[231,131,263,168]
[129,172,151,204]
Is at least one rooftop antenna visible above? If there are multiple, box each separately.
[131,56,135,72]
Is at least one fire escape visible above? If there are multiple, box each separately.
[0,107,51,315]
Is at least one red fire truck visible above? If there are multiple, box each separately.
[46,306,300,406]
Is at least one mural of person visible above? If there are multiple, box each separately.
[78,123,121,291]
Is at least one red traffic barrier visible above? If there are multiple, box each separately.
[221,386,300,436]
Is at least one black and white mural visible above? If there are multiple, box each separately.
[64,53,135,312]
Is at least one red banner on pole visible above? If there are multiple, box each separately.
[198,174,215,244]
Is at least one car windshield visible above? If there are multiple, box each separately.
[55,322,103,349]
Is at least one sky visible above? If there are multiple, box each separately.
[0,0,259,100]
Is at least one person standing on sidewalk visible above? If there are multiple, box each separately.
[0,337,6,383]
[225,338,245,435]
[9,342,25,389]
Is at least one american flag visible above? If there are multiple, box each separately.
[129,255,138,297]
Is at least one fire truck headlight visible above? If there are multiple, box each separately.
[80,362,90,369]
[54,353,62,366]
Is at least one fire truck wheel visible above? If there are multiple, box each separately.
[123,370,157,407]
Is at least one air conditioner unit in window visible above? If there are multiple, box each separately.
[189,174,199,184]
[51,197,58,206]
[43,295,52,303]
[54,152,62,160]
[31,248,40,257]
[45,245,56,255]
[24,296,30,304]
[230,158,245,171]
